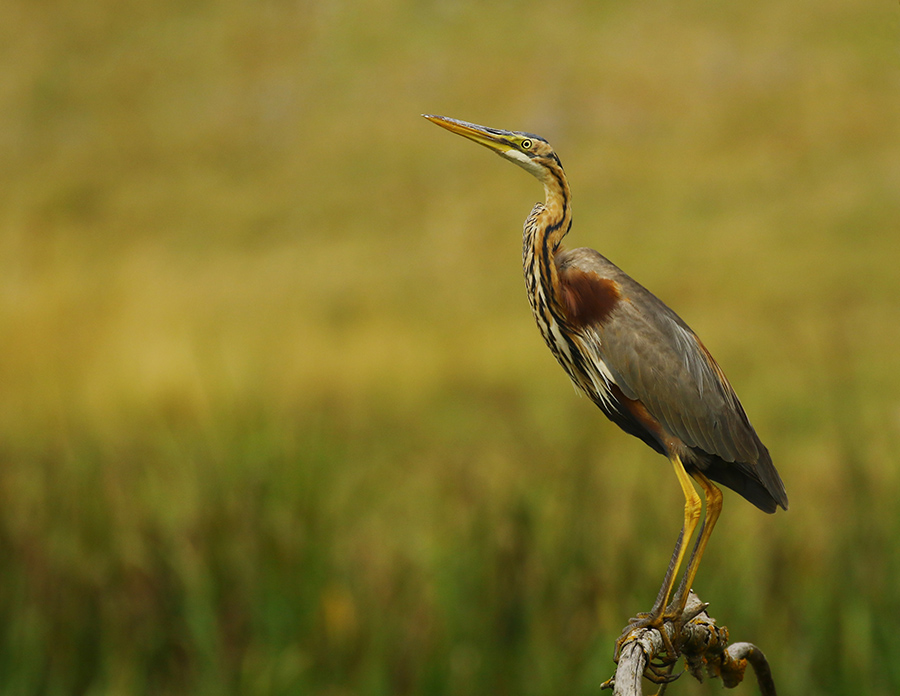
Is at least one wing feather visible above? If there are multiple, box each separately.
[556,248,787,511]
[559,248,762,465]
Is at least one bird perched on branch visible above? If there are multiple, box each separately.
[424,114,788,659]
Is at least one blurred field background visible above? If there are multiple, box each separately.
[1,0,899,694]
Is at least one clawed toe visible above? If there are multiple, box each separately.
[614,605,689,665]
[644,660,681,685]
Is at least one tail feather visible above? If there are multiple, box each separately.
[696,449,788,514]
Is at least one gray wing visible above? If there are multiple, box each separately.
[560,248,761,465]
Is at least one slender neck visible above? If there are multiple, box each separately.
[523,159,572,320]
[538,161,572,249]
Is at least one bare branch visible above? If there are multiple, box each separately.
[601,592,778,696]
[722,643,778,696]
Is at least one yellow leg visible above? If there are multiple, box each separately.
[615,454,701,660]
[656,454,703,612]
[670,470,723,613]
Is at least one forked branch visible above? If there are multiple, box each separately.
[601,592,778,696]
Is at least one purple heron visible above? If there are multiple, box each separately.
[424,114,788,659]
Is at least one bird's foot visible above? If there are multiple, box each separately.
[612,612,683,688]
[614,610,679,666]
[614,596,707,668]
[644,659,682,686]
[602,662,681,692]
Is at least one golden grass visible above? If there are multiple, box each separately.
[1,0,899,693]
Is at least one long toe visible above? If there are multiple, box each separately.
[614,609,677,663]
[644,661,682,685]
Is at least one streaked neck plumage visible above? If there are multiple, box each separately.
[522,158,572,319]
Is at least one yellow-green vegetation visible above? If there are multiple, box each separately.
[2,0,898,693]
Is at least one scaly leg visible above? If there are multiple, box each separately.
[615,454,701,661]
[668,470,723,616]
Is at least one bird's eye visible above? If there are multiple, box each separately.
[521,139,533,150]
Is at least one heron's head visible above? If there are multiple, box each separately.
[423,114,562,184]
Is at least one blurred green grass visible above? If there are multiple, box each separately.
[1,0,899,693]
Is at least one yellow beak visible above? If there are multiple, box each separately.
[423,114,516,155]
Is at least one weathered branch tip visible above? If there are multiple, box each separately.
[600,591,778,696]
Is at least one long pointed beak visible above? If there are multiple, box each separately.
[423,114,515,155]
